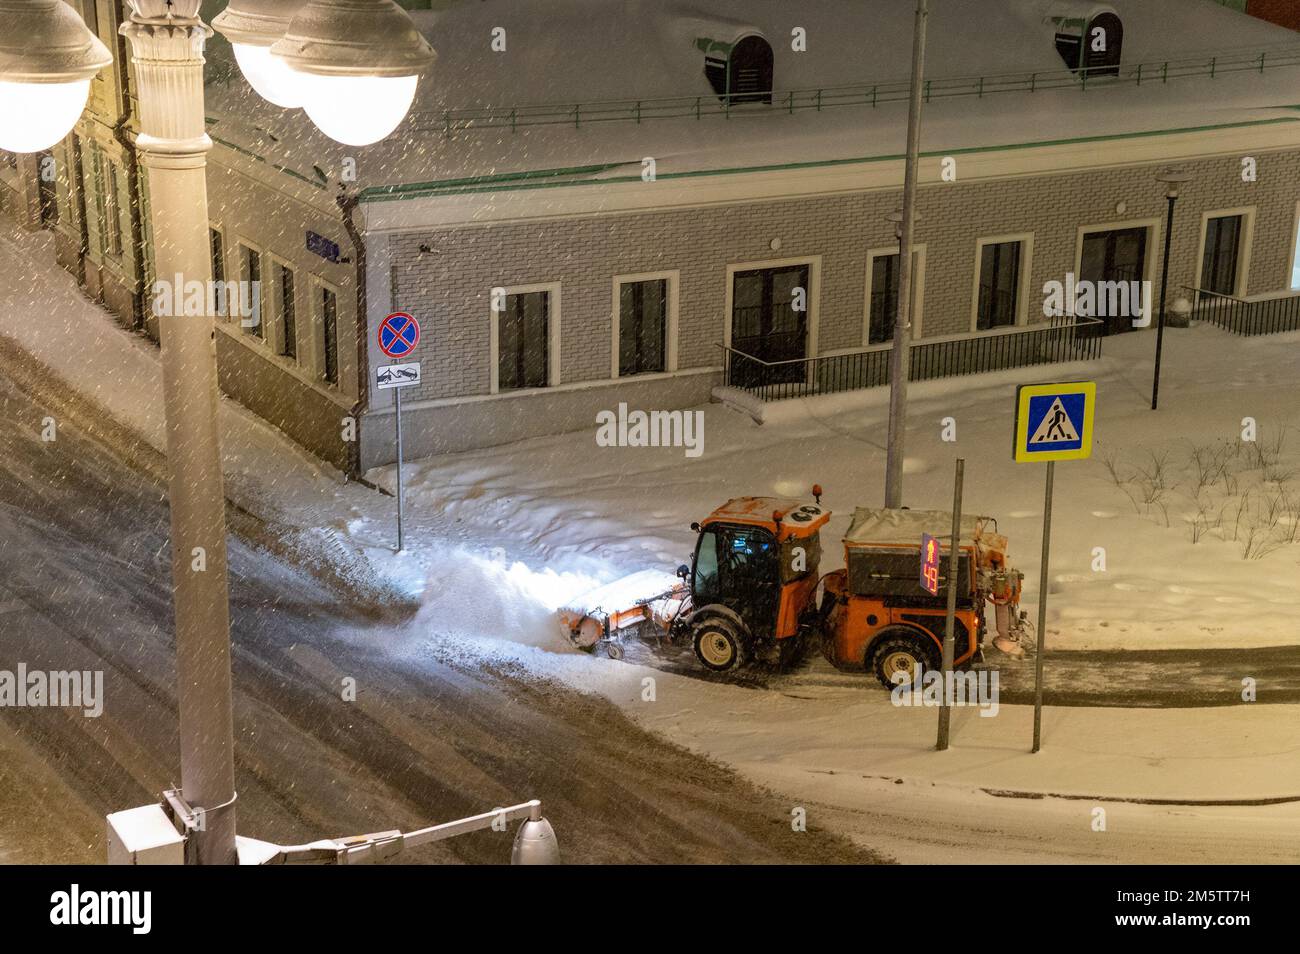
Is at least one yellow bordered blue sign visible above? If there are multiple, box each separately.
[1013,381,1096,463]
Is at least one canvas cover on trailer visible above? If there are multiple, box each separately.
[843,508,987,549]
[842,508,993,600]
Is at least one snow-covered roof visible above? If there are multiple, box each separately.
[200,0,1300,212]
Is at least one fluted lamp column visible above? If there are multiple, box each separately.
[121,0,239,865]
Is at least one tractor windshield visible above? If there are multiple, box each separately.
[692,524,781,636]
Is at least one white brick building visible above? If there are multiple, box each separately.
[7,0,1300,474]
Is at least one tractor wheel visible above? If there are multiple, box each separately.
[869,629,940,690]
[692,618,749,673]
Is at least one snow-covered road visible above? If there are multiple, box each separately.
[0,356,875,864]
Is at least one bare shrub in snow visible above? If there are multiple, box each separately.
[1110,432,1300,558]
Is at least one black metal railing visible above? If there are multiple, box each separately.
[720,319,1104,402]
[404,44,1300,139]
[1187,287,1300,336]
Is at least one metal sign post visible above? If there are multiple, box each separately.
[936,457,965,752]
[1013,381,1097,753]
[394,387,405,552]
[377,313,422,554]
[1032,461,1054,753]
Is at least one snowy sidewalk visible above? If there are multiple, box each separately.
[0,221,423,595]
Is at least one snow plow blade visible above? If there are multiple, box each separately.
[556,569,687,652]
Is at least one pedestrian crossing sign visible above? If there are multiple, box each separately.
[1014,381,1096,463]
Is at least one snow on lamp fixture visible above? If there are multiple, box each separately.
[270,0,435,147]
[213,0,308,109]
[0,0,112,153]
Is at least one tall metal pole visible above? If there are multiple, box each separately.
[936,457,964,752]
[1031,461,1055,754]
[395,387,405,552]
[1151,192,1177,410]
[884,0,928,508]
[121,5,238,864]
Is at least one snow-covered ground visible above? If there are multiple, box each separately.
[365,325,1300,653]
[3,220,1298,862]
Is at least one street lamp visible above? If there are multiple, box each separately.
[0,0,111,152]
[212,0,307,108]
[2,0,551,868]
[1151,167,1193,411]
[268,0,435,146]
[885,208,921,246]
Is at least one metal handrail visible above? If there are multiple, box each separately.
[718,316,1104,401]
[409,43,1300,136]
[1185,284,1300,336]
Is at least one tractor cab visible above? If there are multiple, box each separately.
[681,494,830,671]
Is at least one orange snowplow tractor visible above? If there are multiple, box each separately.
[702,496,830,540]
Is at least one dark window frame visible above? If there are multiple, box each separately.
[321,285,339,386]
[1200,213,1246,300]
[867,248,923,345]
[497,288,552,392]
[278,262,297,360]
[209,227,226,317]
[976,239,1024,331]
[238,242,263,339]
[618,277,669,377]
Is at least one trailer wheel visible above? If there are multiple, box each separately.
[693,618,749,673]
[605,641,625,661]
[869,629,939,690]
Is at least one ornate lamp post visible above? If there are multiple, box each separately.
[2,0,558,869]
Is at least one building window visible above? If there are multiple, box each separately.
[278,264,297,360]
[1200,214,1244,299]
[239,244,263,338]
[498,290,550,391]
[1079,226,1149,335]
[618,278,667,376]
[977,241,1023,330]
[1083,13,1123,77]
[90,147,107,255]
[701,34,773,105]
[103,160,122,256]
[1290,208,1300,291]
[210,228,227,317]
[1054,14,1123,76]
[866,248,924,345]
[868,253,900,345]
[321,286,338,385]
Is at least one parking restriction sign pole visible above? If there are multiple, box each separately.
[377,313,422,553]
[1013,381,1096,754]
[395,386,405,552]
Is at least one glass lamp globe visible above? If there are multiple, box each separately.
[231,42,305,108]
[0,78,94,152]
[270,0,434,147]
[213,1,307,108]
[299,73,419,146]
[0,0,112,154]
